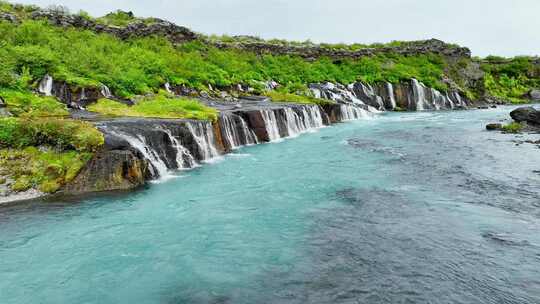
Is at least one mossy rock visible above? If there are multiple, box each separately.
[11,176,32,192]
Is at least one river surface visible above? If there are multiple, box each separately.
[1,106,539,304]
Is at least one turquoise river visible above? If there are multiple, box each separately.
[1,106,539,303]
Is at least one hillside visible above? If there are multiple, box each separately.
[0,1,539,201]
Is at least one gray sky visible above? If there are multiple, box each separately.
[10,0,540,57]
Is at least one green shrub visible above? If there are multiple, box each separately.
[87,96,218,121]
[502,122,523,133]
[265,91,333,105]
[0,117,104,152]
[0,89,69,117]
[0,20,450,99]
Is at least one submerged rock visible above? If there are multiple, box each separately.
[486,123,502,131]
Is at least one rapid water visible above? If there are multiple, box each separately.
[1,106,539,304]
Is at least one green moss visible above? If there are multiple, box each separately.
[502,122,524,133]
[87,96,218,121]
[0,117,104,151]
[0,89,69,117]
[265,91,334,105]
[393,106,406,112]
[0,147,92,193]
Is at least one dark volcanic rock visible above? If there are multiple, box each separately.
[527,89,540,100]
[510,107,540,125]
[213,38,471,60]
[30,10,197,44]
[486,123,503,131]
[0,12,18,23]
[61,149,150,194]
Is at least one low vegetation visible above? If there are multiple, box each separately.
[87,96,218,121]
[481,57,540,103]
[0,16,449,98]
[501,122,524,133]
[0,147,92,193]
[0,89,69,117]
[0,116,103,193]
[265,91,334,105]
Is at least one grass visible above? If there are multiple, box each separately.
[0,89,69,117]
[0,147,92,193]
[87,96,218,121]
[265,91,334,105]
[502,122,524,133]
[0,117,103,193]
[0,117,104,151]
[0,19,450,98]
[481,57,540,103]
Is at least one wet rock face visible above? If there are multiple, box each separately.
[510,107,540,125]
[61,149,150,194]
[30,11,197,44]
[310,79,468,112]
[37,76,129,109]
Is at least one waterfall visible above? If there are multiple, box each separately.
[38,75,53,96]
[385,82,397,110]
[100,84,113,98]
[261,110,281,141]
[220,113,258,149]
[80,88,87,101]
[340,104,370,121]
[283,107,304,136]
[164,82,173,94]
[161,128,196,169]
[450,92,465,108]
[110,130,169,178]
[187,122,220,161]
[411,79,427,111]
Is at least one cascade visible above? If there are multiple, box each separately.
[339,104,370,121]
[161,128,196,169]
[220,113,258,149]
[352,82,385,110]
[261,110,281,141]
[109,130,169,178]
[283,107,304,136]
[164,82,173,94]
[411,79,427,111]
[187,122,220,161]
[80,88,87,101]
[385,82,397,110]
[38,75,53,96]
[100,84,113,98]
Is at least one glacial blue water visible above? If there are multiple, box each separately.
[1,106,539,304]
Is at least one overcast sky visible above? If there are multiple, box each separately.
[10,0,540,57]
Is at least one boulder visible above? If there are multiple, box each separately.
[0,96,11,117]
[486,123,502,131]
[510,107,540,125]
[527,89,540,100]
